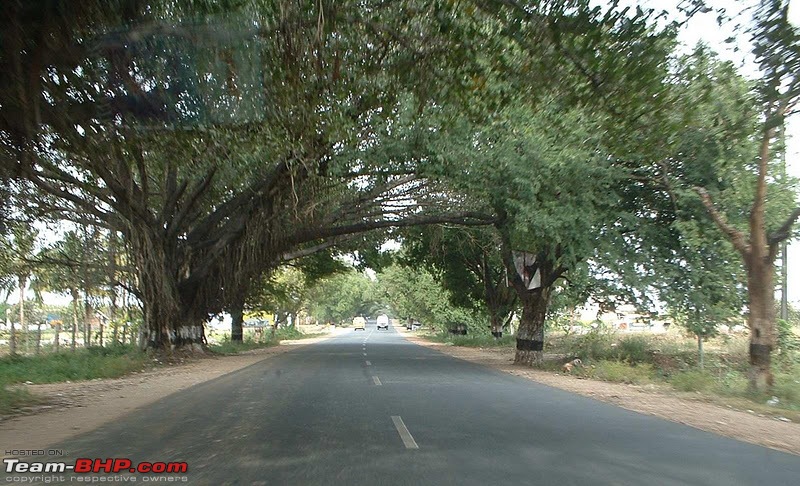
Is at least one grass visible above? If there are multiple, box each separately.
[0,379,38,415]
[427,332,516,348]
[208,327,323,355]
[433,327,800,414]
[0,344,149,385]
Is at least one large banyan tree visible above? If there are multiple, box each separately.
[0,0,491,350]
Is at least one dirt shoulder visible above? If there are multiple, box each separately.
[0,335,331,458]
[402,331,800,456]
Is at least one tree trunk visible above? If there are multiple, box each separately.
[34,322,41,354]
[18,275,26,354]
[229,294,245,343]
[110,292,118,345]
[71,288,79,352]
[84,298,91,347]
[697,334,704,371]
[489,312,503,339]
[54,321,60,352]
[514,286,551,366]
[9,311,16,355]
[746,254,775,392]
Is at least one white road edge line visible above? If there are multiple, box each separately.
[372,376,382,386]
[365,360,372,365]
[391,416,419,449]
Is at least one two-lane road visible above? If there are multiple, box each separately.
[17,324,800,485]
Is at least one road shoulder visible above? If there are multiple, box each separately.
[0,335,329,456]
[402,331,800,456]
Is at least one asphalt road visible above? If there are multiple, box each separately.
[13,323,800,485]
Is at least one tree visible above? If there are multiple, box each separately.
[686,0,800,392]
[377,263,481,333]
[0,222,38,355]
[306,270,380,325]
[402,226,517,337]
[35,230,105,351]
[1,0,491,352]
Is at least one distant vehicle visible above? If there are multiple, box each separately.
[353,316,366,331]
[376,314,389,330]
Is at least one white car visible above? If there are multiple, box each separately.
[376,314,390,330]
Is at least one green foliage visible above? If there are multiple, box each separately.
[400,225,517,331]
[0,345,147,384]
[429,332,516,348]
[306,269,381,325]
[208,337,275,355]
[377,264,483,332]
[208,326,316,355]
[567,330,616,361]
[550,331,800,409]
[777,319,800,356]
[614,336,651,364]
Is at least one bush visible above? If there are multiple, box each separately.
[448,333,516,348]
[568,329,615,361]
[773,367,800,407]
[613,336,651,364]
[777,319,800,359]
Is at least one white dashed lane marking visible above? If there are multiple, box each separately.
[372,376,382,386]
[391,416,419,449]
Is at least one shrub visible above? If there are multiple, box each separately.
[777,319,800,359]
[568,330,615,361]
[613,335,651,364]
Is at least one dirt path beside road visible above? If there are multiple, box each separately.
[0,335,331,458]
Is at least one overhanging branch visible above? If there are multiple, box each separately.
[694,187,750,256]
[769,207,800,246]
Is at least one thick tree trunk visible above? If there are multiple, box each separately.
[514,287,551,366]
[746,255,775,392]
[126,225,204,352]
[489,312,503,339]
